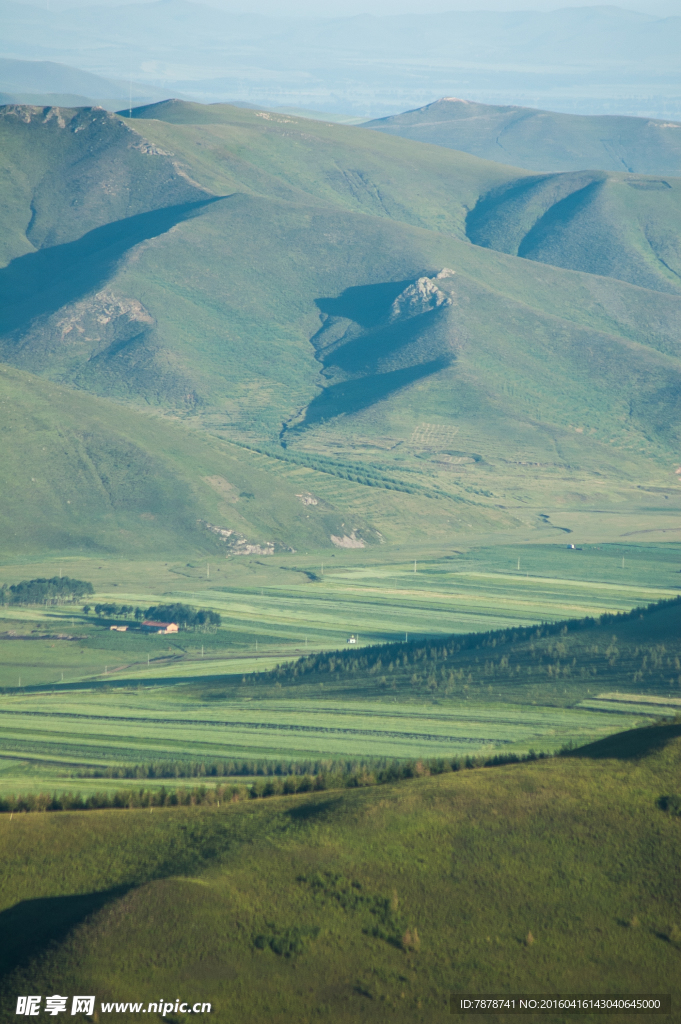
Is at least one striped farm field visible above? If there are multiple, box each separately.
[1,541,677,691]
[0,684,654,795]
[0,542,677,794]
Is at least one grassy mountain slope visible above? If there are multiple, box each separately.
[0,104,209,266]
[123,100,520,238]
[364,97,681,176]
[466,169,681,295]
[1,362,523,559]
[0,721,679,1022]
[2,101,681,556]
[0,362,430,558]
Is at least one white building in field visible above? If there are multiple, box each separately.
[142,620,179,634]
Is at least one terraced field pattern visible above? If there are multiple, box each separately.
[0,542,678,795]
[0,688,649,786]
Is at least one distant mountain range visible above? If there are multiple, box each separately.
[365,97,681,176]
[0,57,173,111]
[1,2,681,118]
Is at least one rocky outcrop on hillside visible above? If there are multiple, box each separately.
[8,289,155,372]
[200,521,295,555]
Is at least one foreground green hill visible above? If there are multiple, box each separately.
[0,719,678,1022]
[365,97,681,176]
[1,101,681,557]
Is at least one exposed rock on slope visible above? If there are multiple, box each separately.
[389,277,451,320]
[291,270,461,430]
[200,521,295,555]
[7,290,155,373]
[0,104,212,257]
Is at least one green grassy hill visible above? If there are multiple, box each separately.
[364,97,681,176]
[0,362,407,559]
[0,718,678,1022]
[1,100,681,558]
[466,169,681,295]
[238,595,681,709]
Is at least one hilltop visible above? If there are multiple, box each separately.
[465,168,681,294]
[365,97,681,176]
[1,100,681,557]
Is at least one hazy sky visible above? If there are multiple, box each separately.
[237,1,681,14]
[26,0,681,14]
[212,1,678,14]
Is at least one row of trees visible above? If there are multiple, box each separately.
[0,750,556,814]
[85,603,138,618]
[252,595,681,690]
[0,579,222,631]
[77,749,551,785]
[83,601,221,628]
[145,603,221,628]
[0,577,94,606]
[78,756,412,780]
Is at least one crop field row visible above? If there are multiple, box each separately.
[0,685,652,795]
[0,543,675,795]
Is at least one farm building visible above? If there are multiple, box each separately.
[141,620,179,634]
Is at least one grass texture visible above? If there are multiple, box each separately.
[0,719,678,1023]
[364,97,681,176]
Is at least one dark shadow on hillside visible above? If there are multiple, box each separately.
[517,180,604,259]
[465,175,552,249]
[300,356,452,426]
[286,797,342,821]
[568,721,681,761]
[0,886,130,983]
[323,307,448,375]
[0,197,226,339]
[465,173,605,256]
[315,279,414,329]
[301,276,456,428]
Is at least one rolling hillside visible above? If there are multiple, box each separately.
[1,100,681,557]
[0,719,679,1022]
[243,595,681,709]
[466,169,681,294]
[365,97,681,176]
[0,363,453,559]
